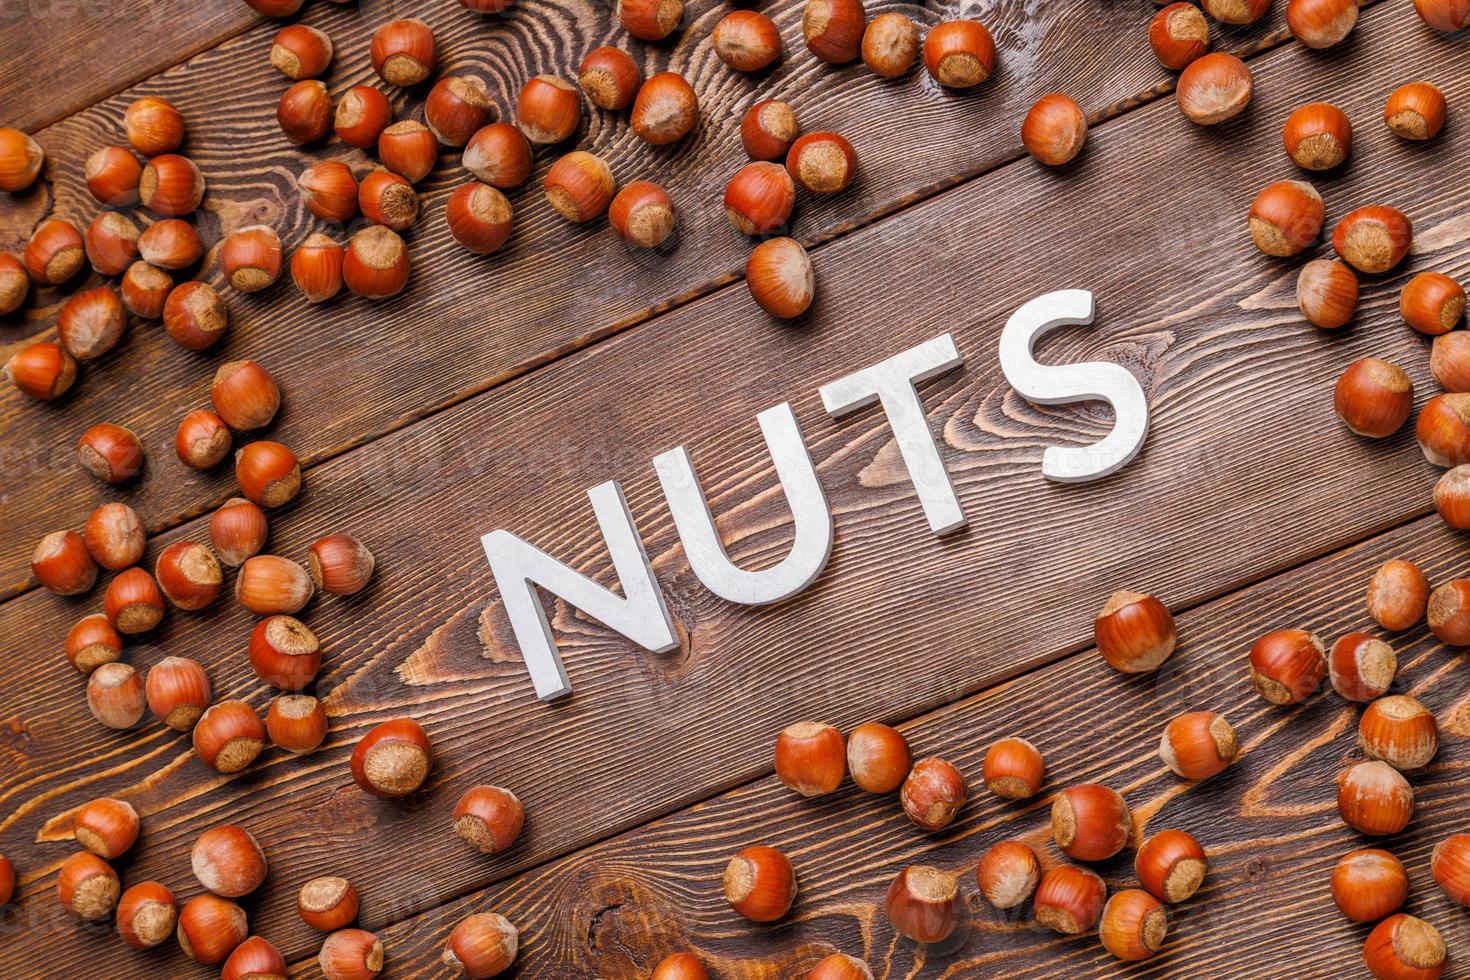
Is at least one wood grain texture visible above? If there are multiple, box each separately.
[291,510,1470,978]
[0,0,1295,599]
[0,3,1465,976]
[0,2,259,133]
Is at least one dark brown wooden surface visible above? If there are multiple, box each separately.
[288,511,1470,978]
[0,3,259,133]
[0,0,1467,977]
[0,0,1301,600]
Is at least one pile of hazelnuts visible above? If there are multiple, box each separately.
[646,574,1466,978]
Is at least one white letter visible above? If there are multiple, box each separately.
[653,402,833,605]
[480,481,677,701]
[818,334,966,535]
[997,289,1148,483]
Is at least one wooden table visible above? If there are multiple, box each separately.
[2,0,1467,976]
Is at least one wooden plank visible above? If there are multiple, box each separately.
[288,510,1470,978]
[0,4,259,133]
[0,3,1464,973]
[0,0,1292,598]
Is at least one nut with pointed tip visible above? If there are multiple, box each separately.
[105,569,165,634]
[1160,711,1236,779]
[774,721,846,796]
[1094,590,1176,673]
[1385,82,1447,141]
[1248,629,1326,704]
[379,120,438,184]
[447,182,514,254]
[271,24,333,80]
[804,0,866,63]
[352,718,433,797]
[58,286,126,360]
[124,97,184,156]
[0,127,43,192]
[1135,829,1206,903]
[66,615,123,674]
[846,721,910,794]
[237,556,312,615]
[74,797,140,858]
[344,225,410,299]
[222,936,288,980]
[453,785,524,855]
[359,170,418,231]
[1283,102,1352,171]
[221,225,283,292]
[1249,180,1324,258]
[1359,695,1438,771]
[1416,394,1470,468]
[886,865,960,943]
[1362,914,1445,979]
[1333,206,1413,275]
[1022,93,1088,166]
[77,422,142,484]
[320,928,385,980]
[619,0,683,40]
[1052,783,1131,861]
[140,154,205,216]
[862,12,919,77]
[1401,272,1465,336]
[976,840,1041,909]
[741,100,799,161]
[177,894,248,964]
[1338,760,1413,836]
[1297,259,1358,330]
[901,757,967,831]
[58,851,119,921]
[609,181,676,249]
[211,497,269,566]
[1333,848,1408,922]
[464,123,533,188]
[236,442,301,510]
[427,76,493,147]
[145,656,211,731]
[517,75,581,145]
[122,261,172,319]
[267,694,327,753]
[192,701,265,773]
[747,237,814,319]
[6,342,76,401]
[84,502,144,571]
[983,736,1045,799]
[723,845,796,922]
[249,615,320,688]
[117,881,176,949]
[1149,3,1209,70]
[84,210,140,275]
[579,47,641,110]
[631,72,698,145]
[335,85,393,149]
[371,18,435,86]
[1329,632,1396,702]
[138,218,202,269]
[1286,0,1358,47]
[923,20,995,88]
[443,913,518,978]
[192,825,267,898]
[292,234,345,303]
[176,410,232,470]
[25,217,85,284]
[1034,864,1106,934]
[299,161,359,224]
[1177,52,1252,124]
[88,663,145,728]
[299,876,359,931]
[33,530,97,596]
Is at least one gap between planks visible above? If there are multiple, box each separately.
[0,11,1322,611]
